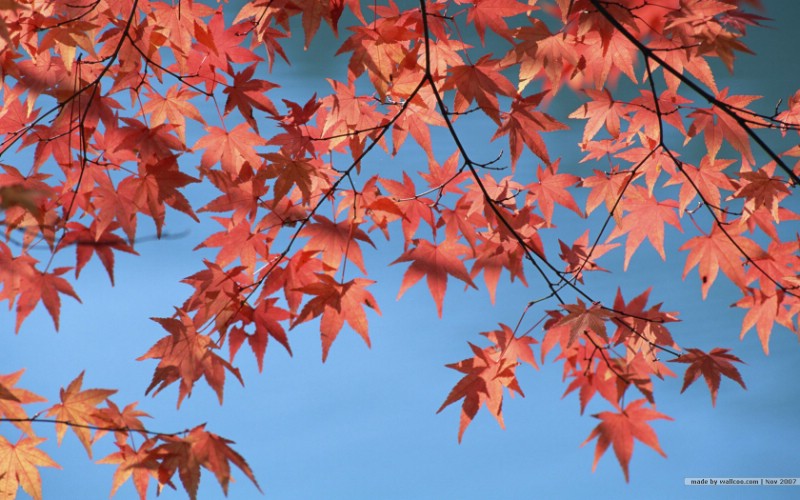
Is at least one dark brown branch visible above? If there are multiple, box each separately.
[0,417,189,437]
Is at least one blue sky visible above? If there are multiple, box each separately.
[2,1,800,499]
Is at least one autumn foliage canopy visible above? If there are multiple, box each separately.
[0,0,798,497]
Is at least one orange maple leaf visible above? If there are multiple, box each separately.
[97,439,160,500]
[92,400,151,449]
[141,85,205,143]
[0,436,60,500]
[45,371,117,458]
[582,399,672,482]
[0,370,46,437]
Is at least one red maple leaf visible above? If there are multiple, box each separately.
[666,156,735,216]
[679,222,760,298]
[261,250,324,314]
[195,216,270,275]
[733,168,792,223]
[223,63,279,132]
[293,275,381,362]
[467,0,533,44]
[610,288,679,355]
[15,265,81,333]
[562,349,626,414]
[482,323,538,369]
[156,424,260,499]
[141,85,205,143]
[200,165,270,220]
[299,215,375,274]
[558,230,619,283]
[392,238,477,317]
[437,342,521,442]
[117,155,200,236]
[493,93,568,169]
[193,9,261,70]
[581,167,631,218]
[138,309,243,407]
[569,88,626,143]
[229,298,291,371]
[470,227,529,304]
[442,55,517,124]
[92,400,151,445]
[504,18,579,92]
[263,152,333,206]
[180,260,250,331]
[582,399,672,482]
[687,88,763,163]
[734,289,788,355]
[380,172,436,242]
[56,221,138,286]
[194,123,267,176]
[526,160,583,225]
[671,348,746,406]
[608,186,682,269]
[554,299,611,347]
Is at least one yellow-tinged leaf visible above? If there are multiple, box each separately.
[45,371,117,458]
[0,370,46,437]
[0,436,60,500]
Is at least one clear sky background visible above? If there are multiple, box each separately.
[1,1,799,499]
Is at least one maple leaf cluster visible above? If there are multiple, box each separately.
[0,371,258,500]
[0,0,797,496]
